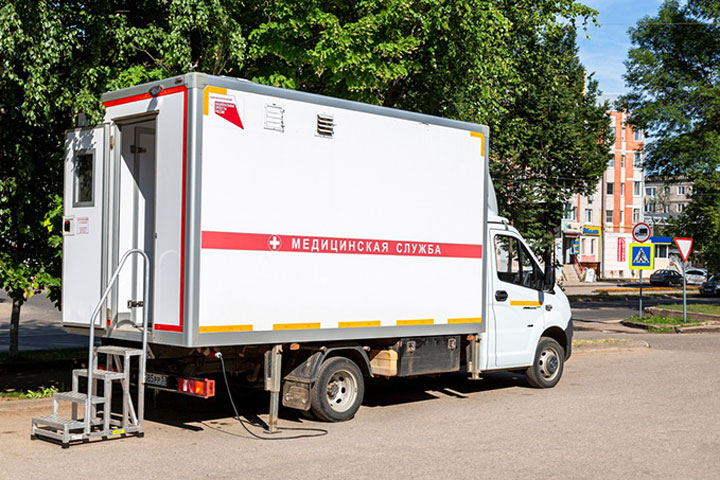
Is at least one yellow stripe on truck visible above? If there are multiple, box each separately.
[273,322,321,330]
[200,325,253,333]
[396,319,434,326]
[448,317,482,324]
[338,320,382,328]
[510,300,542,307]
[203,86,228,115]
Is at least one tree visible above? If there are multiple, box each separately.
[489,27,612,267]
[1,0,603,357]
[670,172,720,271]
[623,0,720,269]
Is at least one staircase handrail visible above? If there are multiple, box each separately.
[84,249,150,435]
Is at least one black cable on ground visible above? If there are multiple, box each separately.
[216,353,328,440]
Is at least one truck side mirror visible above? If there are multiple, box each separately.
[544,264,556,292]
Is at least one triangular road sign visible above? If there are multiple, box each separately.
[633,248,649,265]
[674,237,693,262]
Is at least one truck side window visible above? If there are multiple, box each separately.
[495,235,520,284]
[73,151,94,207]
[495,235,543,290]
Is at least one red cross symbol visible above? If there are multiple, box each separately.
[268,235,282,251]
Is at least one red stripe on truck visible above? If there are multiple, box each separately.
[201,232,482,259]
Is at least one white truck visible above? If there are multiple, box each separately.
[31,73,572,447]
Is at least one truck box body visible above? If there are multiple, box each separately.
[64,73,489,348]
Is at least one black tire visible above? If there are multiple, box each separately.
[310,357,364,422]
[525,337,565,389]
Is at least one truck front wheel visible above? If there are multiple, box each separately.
[525,337,565,388]
[310,357,365,422]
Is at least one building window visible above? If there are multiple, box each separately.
[664,204,670,213]
[655,245,668,258]
[609,157,615,167]
[563,202,577,220]
[585,209,592,223]
[634,129,643,142]
[633,209,640,223]
[677,186,685,195]
[646,187,656,197]
[620,182,625,195]
[619,211,624,225]
[677,203,685,212]
[607,182,614,195]
[622,122,626,142]
[634,181,641,196]
[590,238,595,255]
[606,210,613,223]
[645,202,654,213]
[664,186,670,195]
[621,155,625,167]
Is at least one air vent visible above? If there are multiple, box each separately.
[316,113,334,138]
[264,104,285,132]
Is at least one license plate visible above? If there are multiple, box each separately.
[145,372,169,387]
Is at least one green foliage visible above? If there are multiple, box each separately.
[623,0,720,176]
[669,172,720,272]
[490,27,612,257]
[0,0,608,334]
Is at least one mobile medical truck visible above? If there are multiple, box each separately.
[31,73,572,447]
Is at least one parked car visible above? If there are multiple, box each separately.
[649,269,683,286]
[700,274,720,296]
[685,268,708,285]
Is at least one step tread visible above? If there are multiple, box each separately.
[54,391,106,404]
[32,415,84,430]
[94,345,143,356]
[74,368,127,380]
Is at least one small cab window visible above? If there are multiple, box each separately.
[494,235,544,290]
[74,151,94,207]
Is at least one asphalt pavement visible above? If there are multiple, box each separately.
[2,331,719,478]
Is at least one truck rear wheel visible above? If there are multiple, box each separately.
[310,357,364,422]
[525,337,564,389]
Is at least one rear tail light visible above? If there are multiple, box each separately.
[177,377,215,399]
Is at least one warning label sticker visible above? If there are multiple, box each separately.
[212,95,244,129]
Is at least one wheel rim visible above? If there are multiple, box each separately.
[537,346,561,382]
[325,369,358,413]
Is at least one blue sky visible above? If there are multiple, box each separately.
[576,0,665,95]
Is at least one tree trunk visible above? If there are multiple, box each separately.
[9,299,21,359]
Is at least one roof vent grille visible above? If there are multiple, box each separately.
[316,113,334,138]
[264,104,284,132]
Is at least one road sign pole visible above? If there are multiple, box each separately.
[682,261,687,324]
[639,270,643,318]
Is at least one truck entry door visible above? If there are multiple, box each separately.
[491,232,545,368]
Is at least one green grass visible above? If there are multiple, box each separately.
[625,315,703,332]
[0,347,87,364]
[661,304,720,315]
[0,386,59,400]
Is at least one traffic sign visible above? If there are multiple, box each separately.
[674,237,693,262]
[632,222,652,243]
[629,243,654,270]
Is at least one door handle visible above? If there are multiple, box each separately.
[495,290,508,302]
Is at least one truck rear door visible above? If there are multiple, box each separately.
[62,125,107,326]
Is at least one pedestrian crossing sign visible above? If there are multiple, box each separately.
[629,243,654,270]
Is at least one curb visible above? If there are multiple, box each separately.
[572,339,650,352]
[644,307,720,323]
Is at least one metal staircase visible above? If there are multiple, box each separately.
[31,249,150,448]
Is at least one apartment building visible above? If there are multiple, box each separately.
[559,95,645,279]
[644,176,693,230]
